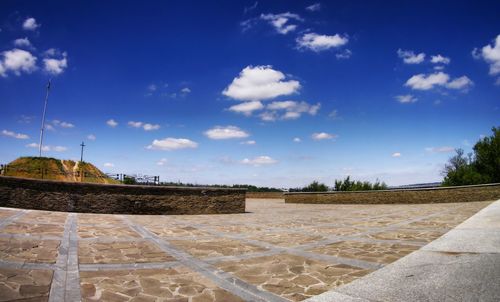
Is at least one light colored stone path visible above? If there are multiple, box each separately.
[0,199,493,301]
[305,199,500,302]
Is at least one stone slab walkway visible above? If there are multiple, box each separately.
[0,199,493,301]
[305,199,500,302]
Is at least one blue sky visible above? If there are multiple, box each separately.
[0,0,499,187]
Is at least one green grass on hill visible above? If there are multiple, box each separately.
[3,156,120,184]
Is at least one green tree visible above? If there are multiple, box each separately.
[303,180,329,192]
[333,176,387,191]
[442,127,499,186]
[474,127,500,183]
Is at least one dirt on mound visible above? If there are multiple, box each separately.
[3,157,120,184]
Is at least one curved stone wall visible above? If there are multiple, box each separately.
[246,192,284,199]
[285,183,500,204]
[0,176,245,214]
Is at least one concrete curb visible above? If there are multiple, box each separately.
[305,199,500,302]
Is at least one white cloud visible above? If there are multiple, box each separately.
[228,101,264,116]
[0,49,37,77]
[43,52,68,75]
[143,123,160,131]
[44,48,57,56]
[405,72,449,90]
[2,129,29,139]
[204,126,249,140]
[446,76,473,90]
[147,138,198,151]
[240,19,257,32]
[22,18,40,31]
[306,3,321,11]
[259,111,277,122]
[392,152,402,157]
[267,100,297,110]
[265,100,320,120]
[59,121,74,128]
[106,119,118,127]
[52,146,67,152]
[241,140,256,145]
[336,49,352,59]
[297,33,348,52]
[222,65,300,101]
[430,54,451,64]
[50,120,74,128]
[27,142,48,151]
[244,1,258,14]
[103,163,114,168]
[395,94,418,103]
[157,158,168,166]
[128,121,143,128]
[87,134,96,141]
[26,143,67,152]
[128,121,160,131]
[260,12,303,34]
[328,110,340,119]
[474,35,500,83]
[240,155,277,166]
[181,87,191,94]
[425,146,455,153]
[293,137,302,143]
[13,37,32,48]
[147,84,157,92]
[312,132,336,140]
[45,124,55,131]
[405,72,473,91]
[397,49,425,64]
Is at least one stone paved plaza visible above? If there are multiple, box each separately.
[0,199,492,302]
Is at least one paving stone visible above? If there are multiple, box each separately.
[249,232,324,247]
[0,237,60,263]
[217,253,371,301]
[0,210,18,220]
[80,267,244,302]
[365,228,445,243]
[0,200,491,301]
[0,268,53,301]
[144,225,208,238]
[78,225,140,239]
[309,240,420,264]
[79,241,174,264]
[78,214,127,226]
[169,238,266,258]
[18,211,67,225]
[1,222,65,237]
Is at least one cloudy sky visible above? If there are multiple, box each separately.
[0,1,499,187]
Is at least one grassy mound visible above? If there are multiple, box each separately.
[3,156,120,184]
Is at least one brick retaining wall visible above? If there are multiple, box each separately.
[0,176,246,214]
[285,183,500,204]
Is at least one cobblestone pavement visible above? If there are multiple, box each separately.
[0,199,491,302]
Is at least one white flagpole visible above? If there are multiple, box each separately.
[38,80,51,157]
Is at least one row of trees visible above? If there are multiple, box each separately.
[442,127,499,186]
[290,177,388,192]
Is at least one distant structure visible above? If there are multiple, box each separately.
[80,141,86,163]
[38,80,51,157]
[389,182,442,189]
